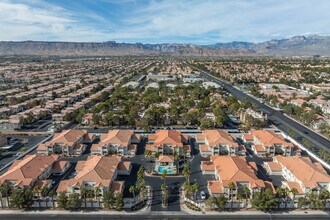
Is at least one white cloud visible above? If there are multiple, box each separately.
[0,0,329,43]
[0,0,110,41]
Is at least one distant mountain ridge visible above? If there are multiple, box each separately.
[0,35,329,56]
[205,35,330,56]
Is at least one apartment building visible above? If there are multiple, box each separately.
[243,130,298,157]
[196,130,245,156]
[56,155,131,197]
[146,130,190,156]
[265,156,330,198]
[0,154,68,190]
[91,130,141,157]
[202,155,274,198]
[146,130,190,173]
[37,129,95,157]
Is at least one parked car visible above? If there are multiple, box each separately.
[15,152,23,157]
[200,191,206,200]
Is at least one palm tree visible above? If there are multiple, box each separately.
[33,187,41,208]
[174,153,180,174]
[161,170,167,185]
[237,192,244,208]
[161,183,167,207]
[48,190,56,209]
[88,189,95,208]
[276,188,285,209]
[1,183,10,208]
[80,186,88,208]
[144,150,152,172]
[0,183,9,209]
[319,188,330,206]
[290,188,298,209]
[41,186,49,208]
[228,182,236,210]
[243,187,250,209]
[182,148,187,165]
[283,188,290,209]
[191,183,200,201]
[95,187,102,207]
[129,186,136,204]
[183,163,191,185]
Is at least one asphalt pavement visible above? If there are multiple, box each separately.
[189,64,330,154]
[1,213,329,220]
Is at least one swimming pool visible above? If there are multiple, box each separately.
[158,166,173,174]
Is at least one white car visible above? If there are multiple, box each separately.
[200,191,206,200]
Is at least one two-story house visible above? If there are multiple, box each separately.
[0,154,68,190]
[196,130,245,156]
[245,130,298,157]
[91,130,141,157]
[56,155,131,198]
[201,155,275,199]
[146,130,190,174]
[265,156,330,199]
[37,129,95,157]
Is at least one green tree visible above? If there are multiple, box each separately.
[298,196,310,208]
[10,188,33,209]
[161,184,168,207]
[48,190,57,209]
[129,186,136,203]
[191,183,200,201]
[161,170,167,185]
[103,190,114,209]
[183,162,191,186]
[95,187,102,207]
[144,150,152,172]
[228,181,236,209]
[319,188,330,207]
[80,186,88,208]
[243,186,250,209]
[252,189,277,211]
[0,183,10,208]
[199,118,215,130]
[210,195,228,212]
[57,191,68,209]
[67,193,81,210]
[32,187,41,208]
[113,193,124,211]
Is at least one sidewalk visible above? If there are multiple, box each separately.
[181,202,329,216]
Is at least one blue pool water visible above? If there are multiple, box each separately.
[158,166,173,174]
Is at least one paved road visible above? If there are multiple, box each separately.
[129,138,185,212]
[1,213,329,220]
[189,138,213,200]
[189,64,330,154]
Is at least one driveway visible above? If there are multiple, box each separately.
[130,138,185,211]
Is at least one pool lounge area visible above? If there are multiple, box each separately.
[158,166,173,174]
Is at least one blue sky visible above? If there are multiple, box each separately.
[0,0,329,44]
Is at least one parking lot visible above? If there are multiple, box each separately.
[0,135,50,174]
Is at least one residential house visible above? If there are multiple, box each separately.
[37,129,95,157]
[146,130,190,156]
[196,130,245,156]
[267,156,330,198]
[201,155,274,198]
[245,130,297,157]
[0,154,66,190]
[91,130,141,157]
[56,155,131,198]
[146,130,190,173]
[81,113,94,126]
